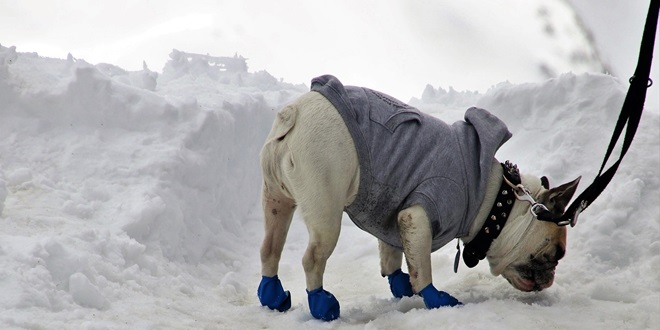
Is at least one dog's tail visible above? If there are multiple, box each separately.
[260,105,298,198]
[267,105,297,142]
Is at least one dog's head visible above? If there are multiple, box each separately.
[486,174,581,292]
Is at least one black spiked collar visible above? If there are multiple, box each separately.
[462,161,520,268]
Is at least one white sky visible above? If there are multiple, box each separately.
[1,0,657,101]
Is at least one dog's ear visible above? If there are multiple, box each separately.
[540,176,550,189]
[539,176,581,214]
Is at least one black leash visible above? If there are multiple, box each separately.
[559,0,659,227]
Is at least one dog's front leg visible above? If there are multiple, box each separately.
[397,205,433,293]
[379,240,403,276]
[398,205,462,308]
[379,240,414,298]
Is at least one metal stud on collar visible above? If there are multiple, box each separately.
[461,162,520,269]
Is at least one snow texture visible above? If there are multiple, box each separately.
[0,38,658,330]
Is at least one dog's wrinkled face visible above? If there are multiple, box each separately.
[500,222,566,291]
[488,175,580,292]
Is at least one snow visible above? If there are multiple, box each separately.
[1,44,658,329]
[1,5,659,327]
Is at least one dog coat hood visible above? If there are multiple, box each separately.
[311,75,512,251]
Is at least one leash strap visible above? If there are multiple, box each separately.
[561,0,659,227]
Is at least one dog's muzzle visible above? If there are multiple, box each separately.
[512,263,557,292]
[504,244,565,292]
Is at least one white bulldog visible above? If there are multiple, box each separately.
[257,77,580,321]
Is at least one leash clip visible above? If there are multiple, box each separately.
[512,184,551,219]
[511,183,534,204]
[503,176,536,205]
[504,177,565,225]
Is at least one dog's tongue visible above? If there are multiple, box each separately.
[516,277,536,292]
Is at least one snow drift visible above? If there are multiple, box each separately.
[0,44,658,329]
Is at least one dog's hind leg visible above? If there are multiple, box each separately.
[295,186,344,321]
[398,205,461,308]
[379,240,414,298]
[260,187,295,277]
[257,104,299,312]
[257,185,296,312]
[299,205,342,291]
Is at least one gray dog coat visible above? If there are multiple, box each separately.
[310,75,512,251]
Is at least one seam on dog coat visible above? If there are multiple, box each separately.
[310,75,512,251]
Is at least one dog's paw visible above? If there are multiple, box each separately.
[307,287,340,321]
[419,283,463,309]
[257,275,291,312]
[387,269,414,298]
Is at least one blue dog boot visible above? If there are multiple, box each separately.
[257,275,291,312]
[418,283,462,309]
[387,269,414,298]
[307,287,340,321]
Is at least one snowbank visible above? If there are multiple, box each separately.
[0,45,304,328]
[0,45,658,329]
